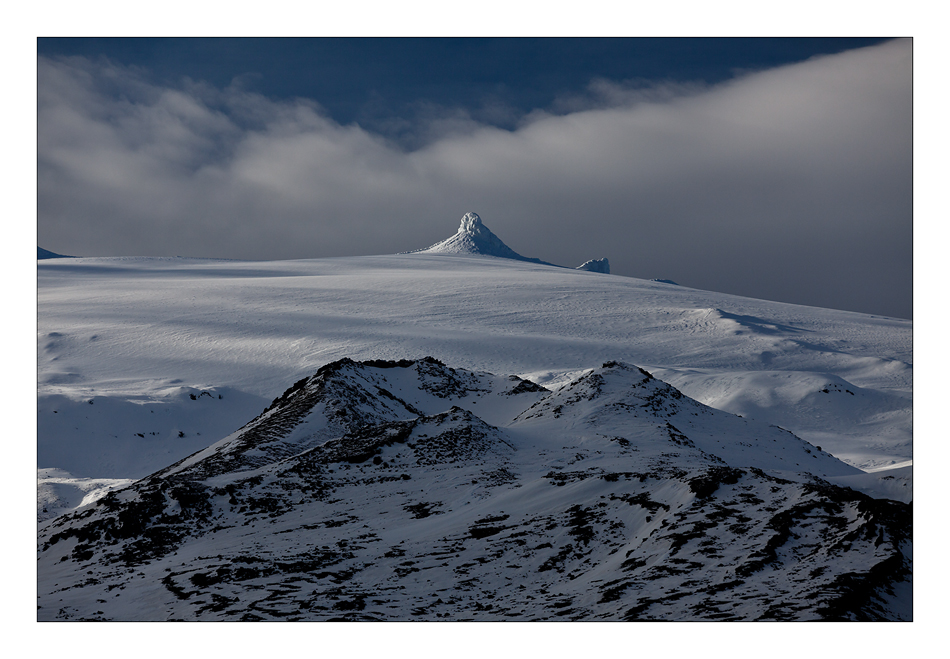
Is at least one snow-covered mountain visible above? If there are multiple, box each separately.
[37,357,910,621]
[37,253,911,481]
[408,212,606,272]
[408,212,532,259]
[36,234,912,620]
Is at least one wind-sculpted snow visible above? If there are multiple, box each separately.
[576,258,610,274]
[37,358,910,621]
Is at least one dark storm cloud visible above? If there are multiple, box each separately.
[37,39,911,318]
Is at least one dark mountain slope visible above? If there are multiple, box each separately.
[37,358,911,621]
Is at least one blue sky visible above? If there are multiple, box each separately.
[36,37,912,318]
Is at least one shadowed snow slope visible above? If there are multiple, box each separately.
[38,358,909,621]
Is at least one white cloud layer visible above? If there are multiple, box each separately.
[38,40,912,318]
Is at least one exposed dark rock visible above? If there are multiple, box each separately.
[37,357,911,621]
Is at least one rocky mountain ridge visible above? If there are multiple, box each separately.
[37,357,911,621]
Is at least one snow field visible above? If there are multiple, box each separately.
[38,253,912,520]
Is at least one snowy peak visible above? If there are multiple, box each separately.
[413,212,536,262]
[514,361,860,477]
[446,212,510,255]
[156,357,858,485]
[410,212,610,272]
[152,357,547,481]
[514,361,688,424]
[458,211,485,234]
[38,356,910,621]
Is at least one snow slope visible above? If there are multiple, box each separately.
[36,220,914,620]
[37,468,133,523]
[38,252,911,485]
[37,358,910,621]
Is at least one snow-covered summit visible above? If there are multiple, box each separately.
[409,213,612,273]
[38,357,910,621]
[411,212,542,262]
[458,211,484,235]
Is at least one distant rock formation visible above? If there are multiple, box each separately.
[576,258,610,274]
[38,247,71,259]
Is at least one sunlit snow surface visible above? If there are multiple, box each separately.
[38,253,911,477]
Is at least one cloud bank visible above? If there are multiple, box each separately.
[38,40,911,318]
